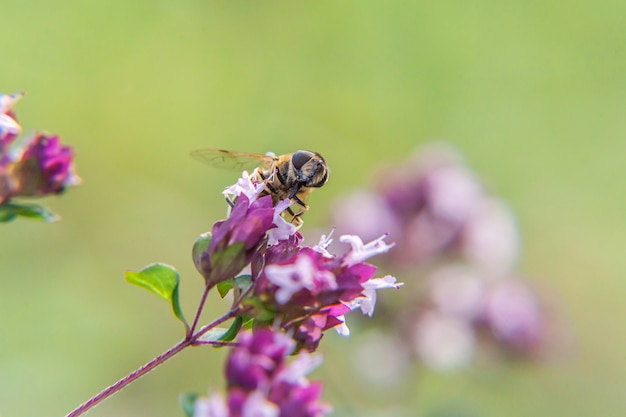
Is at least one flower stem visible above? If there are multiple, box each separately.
[192,283,254,340]
[65,306,243,417]
[190,306,240,340]
[188,281,213,337]
[65,338,189,417]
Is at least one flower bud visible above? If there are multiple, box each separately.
[192,232,213,280]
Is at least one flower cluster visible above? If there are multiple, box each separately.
[332,143,517,272]
[193,171,298,283]
[193,171,402,351]
[0,92,80,209]
[188,170,401,416]
[410,266,545,371]
[332,143,549,371]
[256,233,400,351]
[194,329,330,417]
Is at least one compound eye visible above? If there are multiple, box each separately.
[291,151,313,170]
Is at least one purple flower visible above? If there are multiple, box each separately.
[428,265,485,320]
[411,312,476,371]
[1,133,80,204]
[253,233,401,351]
[20,134,80,195]
[460,197,519,276]
[212,195,275,253]
[197,194,275,283]
[483,279,544,352]
[194,171,301,284]
[195,329,331,417]
[293,305,351,350]
[331,143,499,266]
[221,171,298,247]
[269,382,328,417]
[226,330,295,391]
[264,233,303,265]
[1,93,80,206]
[328,143,554,369]
[264,250,338,305]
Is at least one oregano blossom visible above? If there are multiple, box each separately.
[253,233,402,351]
[0,92,80,219]
[194,329,331,417]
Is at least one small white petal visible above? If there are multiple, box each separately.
[278,353,324,384]
[268,198,298,245]
[194,393,228,417]
[340,234,395,266]
[242,391,279,417]
[363,275,403,291]
[222,170,265,202]
[0,114,21,137]
[346,275,403,317]
[334,315,351,336]
[312,229,335,258]
[0,92,24,113]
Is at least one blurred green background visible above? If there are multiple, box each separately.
[1,1,625,416]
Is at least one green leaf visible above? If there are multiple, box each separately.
[242,316,255,329]
[125,263,188,330]
[242,297,277,322]
[234,274,252,292]
[0,206,17,222]
[218,316,243,342]
[216,278,234,298]
[179,392,199,417]
[0,202,59,223]
[195,319,241,344]
[197,326,231,343]
[216,274,252,298]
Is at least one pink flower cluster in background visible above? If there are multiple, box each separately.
[332,143,551,371]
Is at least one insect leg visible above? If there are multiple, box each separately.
[258,169,280,195]
[224,195,235,208]
[292,194,307,208]
[285,205,304,226]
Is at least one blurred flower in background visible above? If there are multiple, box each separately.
[332,143,553,373]
[0,92,80,222]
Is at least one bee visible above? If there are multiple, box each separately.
[191,148,329,223]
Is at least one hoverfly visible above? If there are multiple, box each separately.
[191,149,329,224]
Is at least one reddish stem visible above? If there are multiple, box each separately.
[65,307,239,417]
[188,281,213,337]
[65,339,189,417]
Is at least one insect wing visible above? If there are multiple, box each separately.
[190,149,277,172]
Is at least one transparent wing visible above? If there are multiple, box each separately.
[190,148,277,171]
